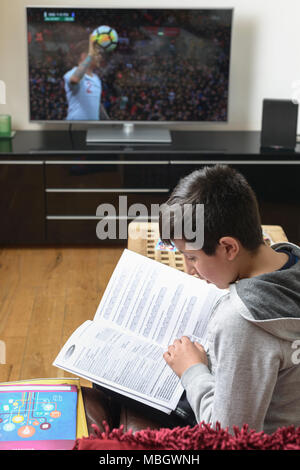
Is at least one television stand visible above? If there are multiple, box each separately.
[86,123,172,144]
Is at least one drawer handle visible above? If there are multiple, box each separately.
[171,160,298,165]
[46,215,159,220]
[45,160,169,165]
[45,188,169,193]
[0,160,43,164]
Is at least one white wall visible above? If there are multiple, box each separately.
[0,0,300,132]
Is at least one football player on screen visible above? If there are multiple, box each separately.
[64,34,109,121]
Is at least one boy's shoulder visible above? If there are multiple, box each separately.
[211,294,271,351]
[235,242,300,322]
[211,290,250,335]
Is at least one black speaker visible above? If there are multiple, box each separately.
[260,99,298,150]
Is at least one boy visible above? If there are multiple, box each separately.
[160,164,300,433]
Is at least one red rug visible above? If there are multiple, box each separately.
[73,421,300,450]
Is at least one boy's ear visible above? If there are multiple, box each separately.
[218,237,240,261]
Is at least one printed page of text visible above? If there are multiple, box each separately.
[94,249,225,348]
[53,319,183,412]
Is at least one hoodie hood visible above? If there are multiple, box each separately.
[230,242,300,341]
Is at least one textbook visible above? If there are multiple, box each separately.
[0,377,88,439]
[53,249,225,415]
[0,383,77,450]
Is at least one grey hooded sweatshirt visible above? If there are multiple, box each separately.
[181,242,300,434]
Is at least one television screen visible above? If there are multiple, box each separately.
[26,7,233,123]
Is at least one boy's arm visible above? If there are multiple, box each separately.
[181,310,282,432]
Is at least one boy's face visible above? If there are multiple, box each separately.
[173,238,239,290]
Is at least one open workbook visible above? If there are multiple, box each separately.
[53,249,226,415]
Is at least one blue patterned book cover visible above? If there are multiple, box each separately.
[0,384,77,449]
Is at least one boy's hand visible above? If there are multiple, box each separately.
[163,336,208,378]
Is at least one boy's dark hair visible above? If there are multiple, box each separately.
[159,164,264,255]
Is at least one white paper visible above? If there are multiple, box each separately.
[94,249,225,346]
[54,318,183,411]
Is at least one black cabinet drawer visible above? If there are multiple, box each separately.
[0,161,45,244]
[45,160,169,189]
[46,190,170,216]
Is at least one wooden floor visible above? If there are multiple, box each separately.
[0,245,124,385]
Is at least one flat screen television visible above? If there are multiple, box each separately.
[26,7,233,143]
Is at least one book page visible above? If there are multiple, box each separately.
[94,249,226,348]
[53,319,183,412]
